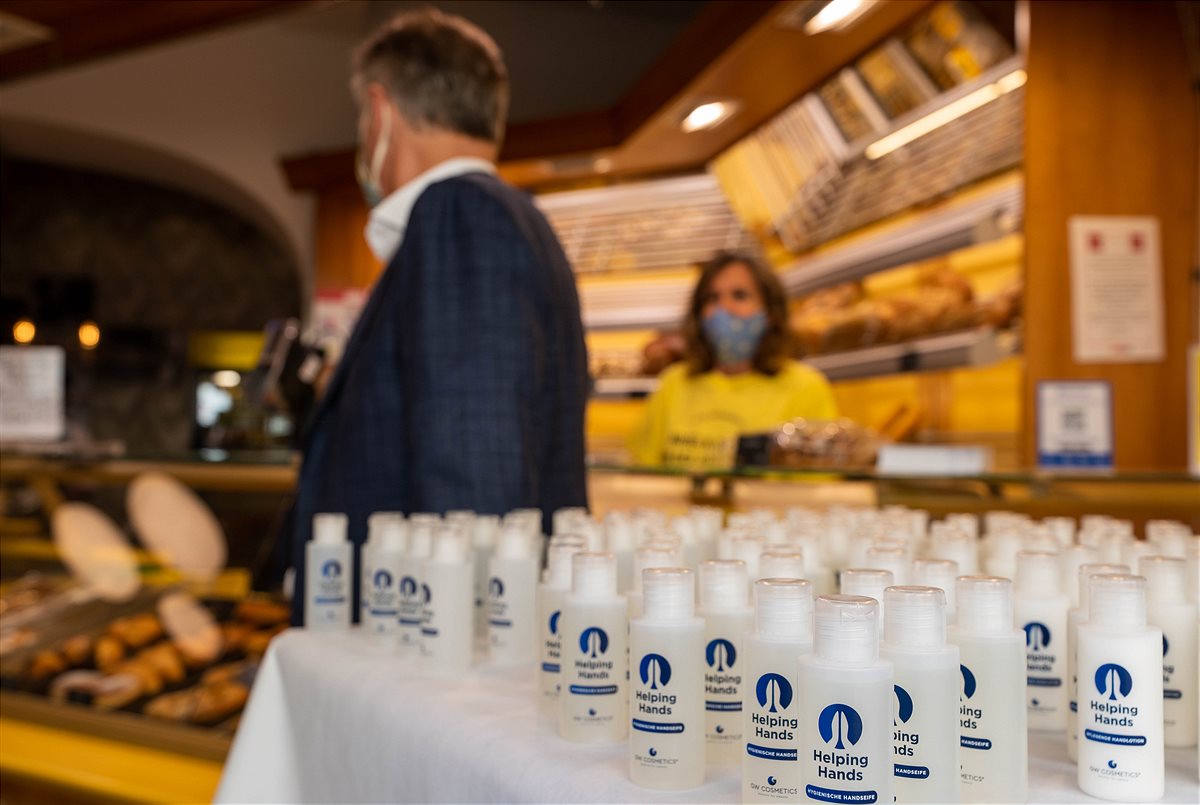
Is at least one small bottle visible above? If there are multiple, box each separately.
[1060,544,1100,609]
[399,521,435,650]
[1067,563,1129,762]
[1014,550,1070,731]
[421,526,475,675]
[360,513,407,643]
[1077,574,1164,801]
[882,586,962,804]
[742,578,814,803]
[797,595,894,805]
[472,514,500,639]
[698,559,754,765]
[759,550,805,581]
[559,552,628,743]
[948,576,1027,803]
[487,524,539,666]
[911,558,959,622]
[305,513,352,630]
[1140,555,1198,748]
[537,536,585,712]
[629,568,705,790]
[839,568,894,627]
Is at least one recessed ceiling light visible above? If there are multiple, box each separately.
[681,100,740,134]
[804,0,874,35]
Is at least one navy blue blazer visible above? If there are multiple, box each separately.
[290,172,589,624]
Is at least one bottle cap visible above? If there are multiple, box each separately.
[731,537,764,579]
[1089,573,1147,627]
[409,512,442,528]
[670,516,697,545]
[605,513,635,552]
[884,586,946,649]
[813,594,878,664]
[472,514,500,548]
[1042,516,1076,547]
[431,526,468,562]
[910,558,958,613]
[571,552,617,598]
[552,507,589,537]
[755,578,814,640]
[642,568,695,621]
[313,513,348,545]
[1015,550,1061,593]
[699,559,748,611]
[408,522,434,559]
[839,568,894,604]
[864,545,908,584]
[760,550,805,580]
[955,575,1013,634]
[367,512,407,552]
[544,536,585,588]
[632,545,679,592]
[1139,555,1187,604]
[495,525,534,560]
[1077,563,1129,612]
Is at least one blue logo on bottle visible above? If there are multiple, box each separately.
[755,673,793,712]
[894,684,914,725]
[767,776,777,786]
[705,638,737,671]
[715,724,725,734]
[321,560,342,579]
[960,664,977,699]
[549,610,561,635]
[639,654,671,689]
[1163,635,1169,657]
[421,583,431,605]
[1095,663,1133,700]
[580,626,609,657]
[648,747,658,757]
[818,703,863,749]
[488,577,504,598]
[400,576,418,596]
[1107,760,1118,769]
[373,569,393,590]
[1023,622,1052,650]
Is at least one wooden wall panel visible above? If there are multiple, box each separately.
[1023,0,1198,470]
[314,183,379,291]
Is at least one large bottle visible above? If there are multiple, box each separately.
[1140,555,1198,748]
[1066,562,1129,761]
[1077,573,1164,802]
[1014,550,1070,731]
[797,595,894,805]
[420,525,475,675]
[359,513,407,644]
[949,575,1027,803]
[559,552,628,743]
[742,578,814,803]
[537,536,585,712]
[629,567,705,790]
[487,524,539,666]
[698,559,755,765]
[305,513,352,630]
[882,586,961,804]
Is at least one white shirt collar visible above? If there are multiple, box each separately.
[363,156,496,264]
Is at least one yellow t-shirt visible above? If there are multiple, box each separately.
[627,360,838,470]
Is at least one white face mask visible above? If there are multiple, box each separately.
[355,102,391,209]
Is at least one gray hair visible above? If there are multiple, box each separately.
[352,8,509,144]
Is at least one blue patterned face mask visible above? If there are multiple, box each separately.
[702,308,767,368]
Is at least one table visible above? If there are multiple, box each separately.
[217,630,1199,804]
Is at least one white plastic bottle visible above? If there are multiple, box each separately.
[882,586,961,804]
[1014,550,1070,731]
[629,568,705,790]
[537,536,585,712]
[1077,573,1164,801]
[421,526,475,675]
[305,513,352,630]
[949,575,1028,803]
[742,578,814,803]
[698,559,755,764]
[1140,555,1198,747]
[559,552,628,743]
[840,568,894,627]
[360,513,407,643]
[797,595,894,805]
[487,525,539,666]
[472,514,499,639]
[399,522,434,650]
[1067,562,1129,761]
[910,559,959,622]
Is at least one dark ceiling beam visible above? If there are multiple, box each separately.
[0,0,308,83]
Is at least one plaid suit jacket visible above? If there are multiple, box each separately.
[290,172,589,623]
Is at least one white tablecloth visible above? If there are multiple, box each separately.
[217,629,1199,804]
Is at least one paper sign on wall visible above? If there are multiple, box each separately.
[1068,215,1165,363]
[1036,381,1113,469]
[0,346,65,442]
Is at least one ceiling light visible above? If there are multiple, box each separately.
[804,0,873,35]
[12,318,35,344]
[865,69,1027,160]
[212,370,241,388]
[681,100,739,134]
[78,321,100,350]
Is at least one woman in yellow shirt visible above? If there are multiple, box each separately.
[629,252,837,469]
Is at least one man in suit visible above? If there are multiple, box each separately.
[290,8,589,624]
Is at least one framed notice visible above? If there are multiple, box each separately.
[1036,381,1114,470]
[1068,215,1165,363]
[0,346,65,442]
